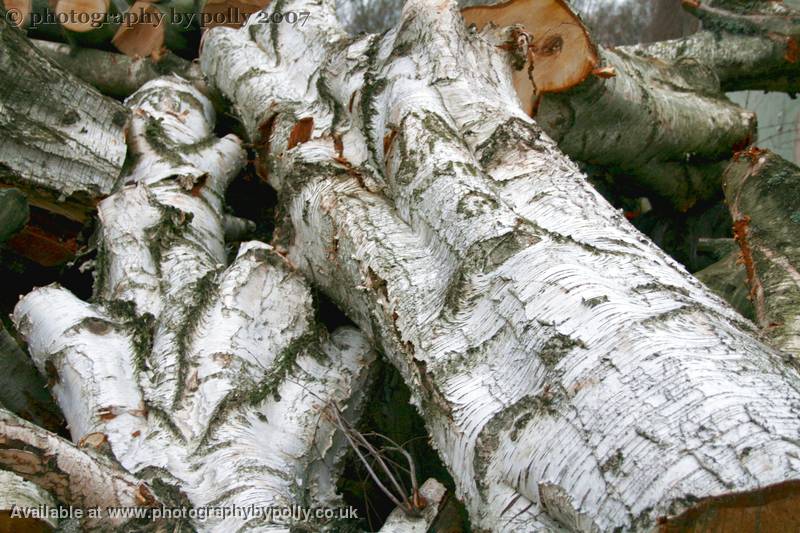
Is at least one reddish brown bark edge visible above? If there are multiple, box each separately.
[660,479,800,532]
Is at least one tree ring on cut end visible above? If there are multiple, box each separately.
[462,0,598,115]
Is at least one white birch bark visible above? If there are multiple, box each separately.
[201,1,800,530]
[12,77,375,532]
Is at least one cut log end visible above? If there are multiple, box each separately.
[55,0,109,33]
[3,0,32,28]
[661,480,800,532]
[111,2,165,58]
[201,0,271,30]
[462,0,598,115]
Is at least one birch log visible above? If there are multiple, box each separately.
[202,0,800,530]
[722,149,800,356]
[0,469,59,531]
[13,77,375,532]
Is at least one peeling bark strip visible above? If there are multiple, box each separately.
[723,149,800,356]
[202,0,800,530]
[732,214,766,325]
[13,77,375,532]
[0,408,159,530]
[0,18,127,223]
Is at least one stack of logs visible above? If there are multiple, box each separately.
[1,0,800,531]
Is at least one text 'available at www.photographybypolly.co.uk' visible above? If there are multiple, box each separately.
[10,503,359,523]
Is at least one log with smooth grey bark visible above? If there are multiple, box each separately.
[694,240,754,321]
[201,0,800,530]
[12,77,375,532]
[0,324,63,432]
[549,0,800,210]
[0,189,63,433]
[32,39,203,98]
[0,17,127,223]
[626,0,800,94]
[0,188,27,243]
[0,16,129,265]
